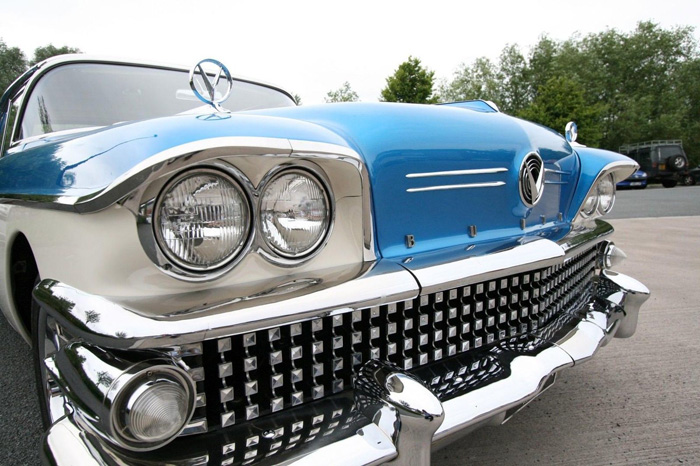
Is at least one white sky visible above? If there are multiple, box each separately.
[2,0,699,104]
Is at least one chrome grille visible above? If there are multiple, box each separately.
[203,247,597,429]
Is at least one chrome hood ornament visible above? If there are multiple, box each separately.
[519,152,544,207]
[189,58,233,111]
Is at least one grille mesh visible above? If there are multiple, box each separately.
[199,247,596,430]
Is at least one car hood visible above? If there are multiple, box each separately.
[250,103,579,258]
[0,103,579,258]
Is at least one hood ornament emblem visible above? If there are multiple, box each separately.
[189,58,233,111]
[519,152,545,207]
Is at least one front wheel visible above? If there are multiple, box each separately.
[681,174,695,186]
[31,279,69,427]
[662,179,678,188]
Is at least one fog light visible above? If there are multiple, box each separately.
[113,366,195,450]
[126,379,189,442]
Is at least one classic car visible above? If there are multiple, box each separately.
[616,169,648,189]
[0,55,649,466]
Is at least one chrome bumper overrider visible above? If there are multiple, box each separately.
[41,268,649,466]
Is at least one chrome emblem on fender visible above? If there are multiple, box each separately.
[519,153,545,207]
[189,58,233,111]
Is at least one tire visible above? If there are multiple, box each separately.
[662,179,678,188]
[681,174,696,186]
[668,156,686,171]
[31,278,68,428]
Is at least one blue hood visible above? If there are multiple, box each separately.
[0,103,579,258]
[250,103,579,258]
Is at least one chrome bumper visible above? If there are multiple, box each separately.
[42,268,649,466]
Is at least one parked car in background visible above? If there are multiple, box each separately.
[680,166,700,186]
[0,55,650,466]
[619,140,688,188]
[616,169,648,189]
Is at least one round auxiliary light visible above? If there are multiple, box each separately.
[114,367,195,449]
[155,169,250,271]
[597,174,616,214]
[260,170,330,258]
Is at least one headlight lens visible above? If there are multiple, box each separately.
[260,170,330,258]
[597,174,616,214]
[126,379,189,443]
[113,366,195,449]
[581,192,598,217]
[155,169,250,270]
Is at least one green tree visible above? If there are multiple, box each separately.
[380,56,436,103]
[30,44,81,66]
[497,44,529,114]
[0,39,27,94]
[519,76,604,146]
[436,57,500,104]
[325,81,359,103]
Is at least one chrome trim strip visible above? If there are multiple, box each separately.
[43,411,397,466]
[405,168,507,178]
[407,181,505,193]
[402,220,612,295]
[407,238,564,295]
[545,168,571,175]
[544,180,568,185]
[34,261,418,350]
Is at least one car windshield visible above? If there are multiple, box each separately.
[19,63,295,140]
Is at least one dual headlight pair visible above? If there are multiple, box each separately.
[578,173,616,219]
[154,166,331,273]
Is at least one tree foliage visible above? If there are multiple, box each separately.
[0,39,27,95]
[1,40,81,95]
[325,81,359,103]
[381,56,436,103]
[437,22,700,163]
[31,44,81,66]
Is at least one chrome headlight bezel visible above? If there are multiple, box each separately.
[151,166,254,275]
[257,165,334,263]
[575,172,619,222]
[110,365,196,451]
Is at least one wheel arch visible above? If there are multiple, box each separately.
[8,231,39,343]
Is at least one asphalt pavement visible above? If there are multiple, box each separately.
[1,185,699,465]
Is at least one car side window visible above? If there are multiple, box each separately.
[0,90,24,156]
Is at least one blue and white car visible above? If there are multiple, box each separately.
[0,56,649,466]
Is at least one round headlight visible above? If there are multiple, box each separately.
[581,191,598,217]
[597,174,616,214]
[155,169,251,271]
[113,366,195,450]
[260,170,331,258]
